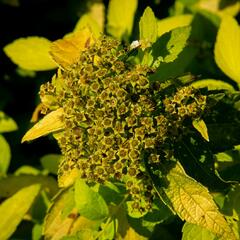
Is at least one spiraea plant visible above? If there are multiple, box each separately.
[38,34,207,214]
[3,0,240,239]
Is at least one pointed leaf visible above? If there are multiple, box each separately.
[75,179,109,221]
[4,37,57,71]
[0,134,11,175]
[74,14,101,38]
[182,222,218,240]
[107,0,137,40]
[163,162,236,240]
[158,14,193,37]
[0,111,18,133]
[139,7,158,46]
[214,16,240,83]
[22,108,64,143]
[0,184,41,240]
[74,2,104,37]
[191,79,235,91]
[192,119,209,142]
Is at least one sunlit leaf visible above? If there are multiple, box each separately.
[0,111,18,133]
[0,134,11,175]
[164,26,191,63]
[50,28,95,69]
[214,16,240,83]
[74,2,104,37]
[14,165,41,176]
[163,162,236,239]
[192,119,209,142]
[182,222,218,240]
[22,108,64,143]
[0,184,40,240]
[75,179,109,221]
[107,0,137,40]
[191,79,235,91]
[74,14,101,38]
[158,14,193,37]
[4,37,57,71]
[139,7,158,47]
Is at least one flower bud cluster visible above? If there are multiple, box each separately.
[39,36,206,214]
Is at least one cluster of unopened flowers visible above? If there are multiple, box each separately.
[38,31,206,213]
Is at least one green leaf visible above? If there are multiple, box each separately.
[0,134,11,175]
[214,16,240,83]
[163,162,236,239]
[32,224,43,240]
[182,222,218,240]
[0,184,41,240]
[158,14,193,37]
[0,175,58,198]
[4,37,57,71]
[164,26,191,63]
[0,111,18,133]
[192,119,209,142]
[139,7,158,46]
[40,154,61,174]
[191,79,235,91]
[22,108,64,143]
[107,0,137,40]
[75,179,109,221]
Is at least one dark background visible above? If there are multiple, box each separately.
[0,0,174,170]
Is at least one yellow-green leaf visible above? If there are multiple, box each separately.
[22,108,64,143]
[164,162,236,240]
[4,37,57,71]
[139,7,158,46]
[0,184,40,240]
[191,79,235,91]
[43,188,100,240]
[0,111,18,133]
[74,2,104,37]
[192,119,209,142]
[0,175,58,198]
[0,134,11,175]
[214,16,240,83]
[158,14,193,37]
[74,14,101,38]
[182,222,218,240]
[107,0,137,40]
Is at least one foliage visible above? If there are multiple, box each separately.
[1,0,240,239]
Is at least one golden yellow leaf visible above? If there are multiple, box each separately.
[58,167,80,188]
[50,28,95,69]
[4,37,57,71]
[22,108,64,143]
[214,16,240,83]
[192,119,209,142]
